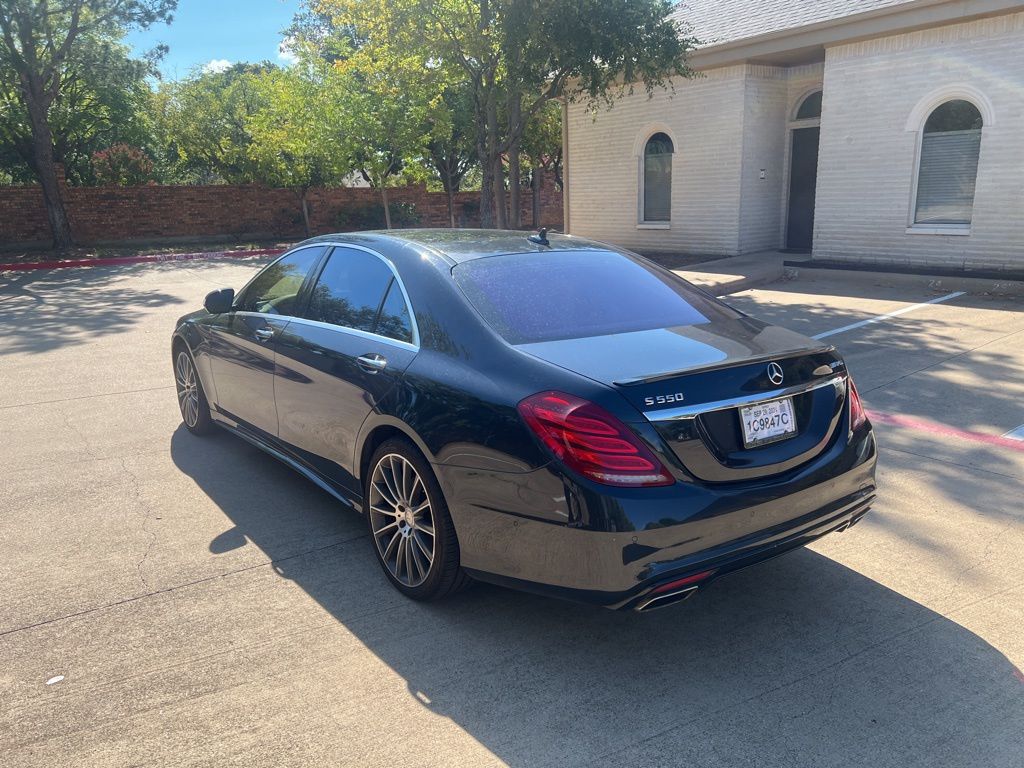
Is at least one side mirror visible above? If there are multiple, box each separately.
[204,287,235,315]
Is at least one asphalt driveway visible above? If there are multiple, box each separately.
[1,258,1022,767]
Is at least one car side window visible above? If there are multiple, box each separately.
[306,248,395,334]
[375,279,414,343]
[236,246,325,315]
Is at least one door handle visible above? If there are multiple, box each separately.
[254,327,275,343]
[356,353,388,373]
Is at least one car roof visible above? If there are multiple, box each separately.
[295,228,609,265]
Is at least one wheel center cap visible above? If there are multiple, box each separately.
[397,504,415,530]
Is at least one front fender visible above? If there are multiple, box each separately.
[172,322,218,408]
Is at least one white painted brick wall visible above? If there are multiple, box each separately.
[738,67,789,253]
[565,67,747,256]
[566,64,828,256]
[814,13,1024,269]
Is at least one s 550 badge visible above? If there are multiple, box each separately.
[645,392,684,407]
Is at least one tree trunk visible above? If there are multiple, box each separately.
[446,186,456,228]
[479,155,494,228]
[381,186,392,230]
[486,80,507,229]
[532,166,542,227]
[299,191,312,237]
[508,92,522,229]
[26,99,74,250]
[492,154,507,229]
[478,78,500,229]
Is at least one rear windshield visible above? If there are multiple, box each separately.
[453,249,735,345]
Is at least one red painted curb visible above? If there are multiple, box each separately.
[0,247,285,273]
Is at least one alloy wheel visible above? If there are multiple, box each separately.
[369,453,436,587]
[175,351,200,428]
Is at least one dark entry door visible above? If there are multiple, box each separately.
[786,127,820,251]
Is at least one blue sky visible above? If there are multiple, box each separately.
[126,0,301,80]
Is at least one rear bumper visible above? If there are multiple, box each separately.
[439,424,877,610]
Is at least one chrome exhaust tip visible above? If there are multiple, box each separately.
[635,585,699,612]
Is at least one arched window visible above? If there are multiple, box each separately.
[914,99,983,225]
[642,132,673,222]
[795,90,822,120]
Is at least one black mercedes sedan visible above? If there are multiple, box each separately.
[172,230,876,611]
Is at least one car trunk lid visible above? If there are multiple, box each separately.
[517,317,849,482]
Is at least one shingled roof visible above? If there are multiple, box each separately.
[672,0,919,48]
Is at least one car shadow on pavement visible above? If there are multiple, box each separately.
[170,425,1024,767]
[723,284,1024,437]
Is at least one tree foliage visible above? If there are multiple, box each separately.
[333,55,440,228]
[153,62,276,184]
[315,0,694,227]
[246,63,352,235]
[521,99,562,188]
[423,81,479,226]
[0,0,176,247]
[0,30,155,185]
[0,0,696,242]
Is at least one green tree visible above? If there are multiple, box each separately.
[423,81,478,227]
[154,62,276,185]
[246,64,352,236]
[333,58,436,229]
[316,0,694,228]
[0,0,176,249]
[0,31,156,186]
[520,99,562,227]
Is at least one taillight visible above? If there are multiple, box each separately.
[848,375,867,430]
[517,391,674,487]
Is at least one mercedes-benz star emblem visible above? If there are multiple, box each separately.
[767,362,785,386]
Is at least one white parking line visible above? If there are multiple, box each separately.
[1002,424,1024,441]
[812,291,966,340]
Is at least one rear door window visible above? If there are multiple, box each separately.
[453,249,734,344]
[305,247,399,335]
[375,280,414,343]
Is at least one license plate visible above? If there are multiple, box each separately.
[739,397,797,448]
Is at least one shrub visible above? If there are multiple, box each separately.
[335,200,420,230]
[92,144,154,186]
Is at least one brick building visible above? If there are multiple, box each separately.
[563,0,1024,271]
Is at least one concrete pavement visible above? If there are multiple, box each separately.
[1,258,1022,767]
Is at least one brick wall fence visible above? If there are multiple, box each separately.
[0,167,563,249]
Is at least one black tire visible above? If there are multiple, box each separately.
[365,437,470,601]
[173,345,214,436]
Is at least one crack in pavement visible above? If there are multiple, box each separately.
[0,533,370,640]
[119,457,157,590]
[59,406,102,463]
[0,385,175,411]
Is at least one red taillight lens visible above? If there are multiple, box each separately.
[848,375,867,430]
[517,391,674,487]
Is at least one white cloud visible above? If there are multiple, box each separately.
[277,38,298,65]
[202,59,232,74]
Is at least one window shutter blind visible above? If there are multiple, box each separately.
[643,154,672,222]
[915,129,981,225]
